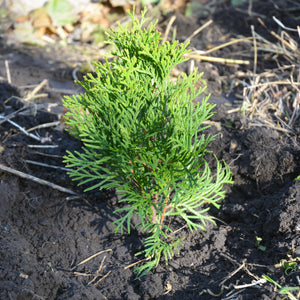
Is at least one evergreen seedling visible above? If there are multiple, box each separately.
[63,10,233,276]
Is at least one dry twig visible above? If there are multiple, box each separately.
[71,249,112,270]
[5,60,11,84]
[0,163,77,195]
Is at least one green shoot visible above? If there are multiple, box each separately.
[294,175,300,181]
[255,236,266,251]
[262,275,299,300]
[279,259,298,276]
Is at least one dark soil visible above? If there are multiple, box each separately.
[0,1,299,299]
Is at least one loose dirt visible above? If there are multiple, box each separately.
[0,1,299,299]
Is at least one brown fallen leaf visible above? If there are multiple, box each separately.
[30,7,52,29]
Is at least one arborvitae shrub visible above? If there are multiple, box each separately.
[63,10,233,276]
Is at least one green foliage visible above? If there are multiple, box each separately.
[63,9,233,276]
[262,275,299,300]
[279,259,298,276]
[46,0,75,26]
[255,236,266,251]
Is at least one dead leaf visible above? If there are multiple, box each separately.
[64,23,75,33]
[79,3,110,27]
[30,7,51,28]
[14,15,29,23]
[109,0,130,8]
[13,21,45,45]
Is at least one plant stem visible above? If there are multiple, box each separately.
[160,187,172,227]
[151,193,158,225]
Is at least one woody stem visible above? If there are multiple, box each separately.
[159,187,171,228]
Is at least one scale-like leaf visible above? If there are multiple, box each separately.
[63,9,233,277]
